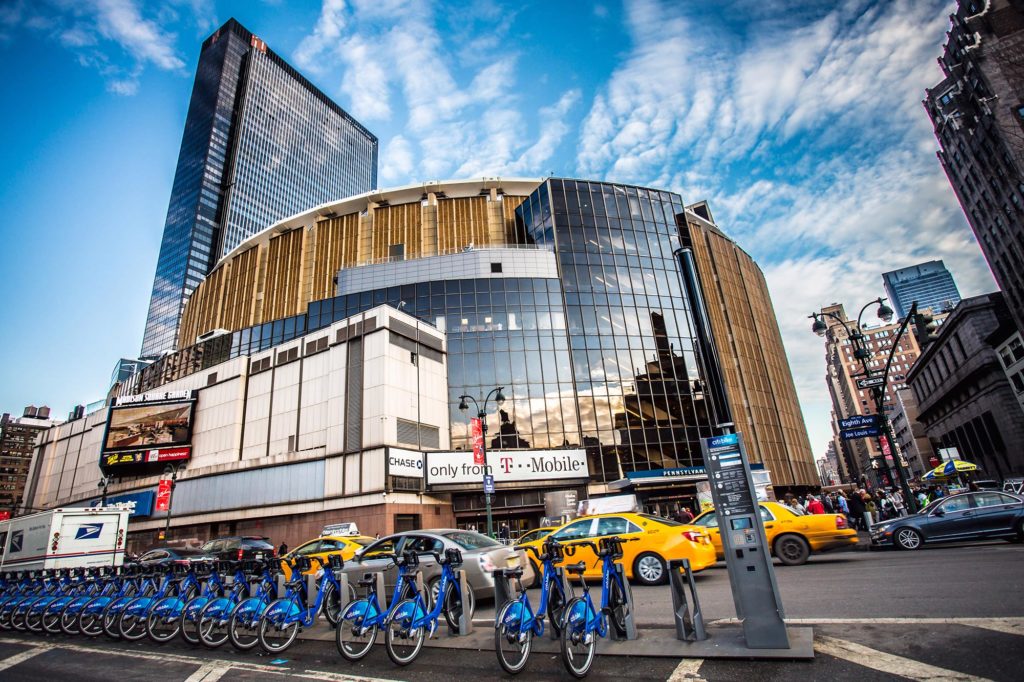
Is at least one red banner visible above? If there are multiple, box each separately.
[155,479,172,512]
[880,436,891,457]
[471,418,484,465]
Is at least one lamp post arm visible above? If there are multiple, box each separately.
[855,298,883,332]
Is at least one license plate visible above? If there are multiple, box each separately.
[505,555,520,568]
[255,553,264,560]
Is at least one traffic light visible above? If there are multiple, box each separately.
[914,311,939,348]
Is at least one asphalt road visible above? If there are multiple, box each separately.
[0,540,1021,681]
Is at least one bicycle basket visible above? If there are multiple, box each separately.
[444,547,464,567]
[543,539,564,562]
[599,536,625,560]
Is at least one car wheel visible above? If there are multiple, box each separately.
[632,552,667,586]
[1011,519,1024,544]
[894,527,922,551]
[774,534,810,566]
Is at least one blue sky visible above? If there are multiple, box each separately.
[0,0,996,460]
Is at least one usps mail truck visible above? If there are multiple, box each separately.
[0,507,130,571]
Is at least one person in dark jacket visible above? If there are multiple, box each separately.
[846,491,866,530]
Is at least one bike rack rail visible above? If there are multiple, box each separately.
[669,558,706,641]
[448,569,473,636]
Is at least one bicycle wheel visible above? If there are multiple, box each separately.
[0,606,13,630]
[320,583,342,626]
[384,598,425,666]
[25,603,45,632]
[335,599,377,662]
[609,576,633,638]
[60,602,83,635]
[440,582,475,632]
[228,600,261,651]
[494,600,533,675]
[559,597,596,679]
[12,604,31,631]
[102,601,124,639]
[179,596,207,645]
[146,596,182,643]
[42,601,64,634]
[118,598,149,641]
[198,599,230,649]
[77,598,104,637]
[258,599,300,654]
[546,583,567,637]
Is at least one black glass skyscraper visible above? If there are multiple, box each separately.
[141,18,377,357]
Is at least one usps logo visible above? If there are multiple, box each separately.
[75,524,103,540]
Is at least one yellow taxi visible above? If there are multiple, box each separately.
[515,526,557,547]
[516,512,716,586]
[691,501,857,566]
[281,534,375,579]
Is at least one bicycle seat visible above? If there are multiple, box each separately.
[565,562,587,575]
[501,566,524,579]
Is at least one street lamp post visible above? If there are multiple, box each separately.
[97,476,110,507]
[162,463,186,541]
[458,387,506,538]
[810,298,918,513]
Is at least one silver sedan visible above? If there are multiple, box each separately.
[341,529,534,615]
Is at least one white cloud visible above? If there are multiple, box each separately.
[379,134,414,184]
[92,0,184,71]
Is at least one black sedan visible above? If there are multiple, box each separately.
[871,491,1024,550]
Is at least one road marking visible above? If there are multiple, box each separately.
[956,618,1024,637]
[0,644,53,672]
[184,661,233,682]
[666,657,705,681]
[0,637,398,682]
[815,635,992,681]
[709,616,1024,628]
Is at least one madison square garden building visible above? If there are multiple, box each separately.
[27,178,815,547]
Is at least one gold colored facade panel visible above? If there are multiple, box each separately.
[261,228,305,323]
[436,197,491,252]
[371,203,423,261]
[502,196,528,242]
[311,213,361,301]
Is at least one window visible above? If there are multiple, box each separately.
[491,262,502,273]
[1011,371,1024,393]
[552,519,595,540]
[362,538,397,558]
[595,517,641,536]
[936,496,971,514]
[692,512,718,528]
[319,539,345,551]
[973,492,1014,508]
[295,541,321,555]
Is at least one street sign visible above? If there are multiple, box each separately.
[483,474,495,494]
[856,376,885,389]
[840,426,881,440]
[837,414,878,430]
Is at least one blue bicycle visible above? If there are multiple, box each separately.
[494,538,570,674]
[559,536,636,678]
[146,561,221,643]
[257,554,345,653]
[335,550,423,661]
[384,548,468,666]
[194,561,265,648]
[119,563,199,641]
[227,561,279,651]
[103,565,165,638]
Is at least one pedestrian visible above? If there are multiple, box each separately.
[862,491,876,531]
[278,542,288,556]
[846,490,865,529]
[806,495,825,514]
[678,506,694,524]
[823,494,835,514]
[836,492,851,525]
[499,523,510,543]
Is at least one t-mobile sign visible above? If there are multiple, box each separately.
[426,449,589,486]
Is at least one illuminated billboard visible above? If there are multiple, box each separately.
[100,391,197,473]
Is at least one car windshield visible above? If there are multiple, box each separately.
[638,513,682,526]
[441,531,502,550]
[242,538,273,548]
[517,529,551,544]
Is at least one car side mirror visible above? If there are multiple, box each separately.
[933,509,945,517]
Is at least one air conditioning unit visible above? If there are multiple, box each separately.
[196,328,231,344]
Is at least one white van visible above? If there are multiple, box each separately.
[0,507,130,571]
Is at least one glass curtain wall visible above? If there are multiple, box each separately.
[517,179,714,482]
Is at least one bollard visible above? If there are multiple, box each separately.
[607,563,638,641]
[336,571,351,614]
[491,569,513,613]
[669,559,706,642]
[374,572,386,605]
[306,573,318,609]
[448,569,474,636]
[276,572,287,599]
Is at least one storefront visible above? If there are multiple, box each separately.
[607,464,772,519]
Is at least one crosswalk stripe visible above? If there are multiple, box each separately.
[666,657,705,681]
[184,661,233,682]
[815,635,992,681]
[0,645,53,672]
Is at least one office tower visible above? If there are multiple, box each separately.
[0,407,61,516]
[141,18,378,357]
[882,260,961,320]
[924,1,1024,332]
